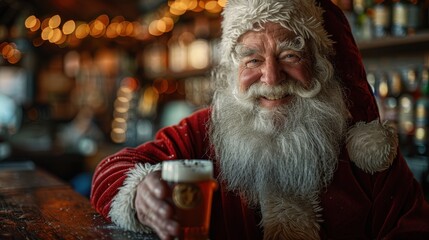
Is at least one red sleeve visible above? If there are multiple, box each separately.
[90,108,212,220]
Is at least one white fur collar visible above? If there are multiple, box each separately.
[260,193,322,240]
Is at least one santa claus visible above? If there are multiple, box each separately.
[90,0,429,239]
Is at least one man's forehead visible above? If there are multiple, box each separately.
[237,22,298,44]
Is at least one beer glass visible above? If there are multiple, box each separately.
[161,160,217,240]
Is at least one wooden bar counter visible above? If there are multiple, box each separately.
[0,161,158,240]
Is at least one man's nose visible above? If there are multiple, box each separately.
[260,58,285,85]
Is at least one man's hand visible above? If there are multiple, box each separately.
[135,170,180,240]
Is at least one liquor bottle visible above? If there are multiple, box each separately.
[354,0,366,39]
[388,70,403,98]
[388,69,416,155]
[373,0,392,38]
[402,67,420,97]
[378,71,400,129]
[414,67,429,156]
[392,0,408,37]
[407,0,421,35]
[354,0,375,40]
[420,67,429,96]
[398,93,415,156]
[363,0,376,39]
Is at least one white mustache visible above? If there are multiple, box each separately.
[233,79,321,102]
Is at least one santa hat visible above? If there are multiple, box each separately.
[220,0,398,174]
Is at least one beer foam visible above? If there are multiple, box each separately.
[162,160,213,182]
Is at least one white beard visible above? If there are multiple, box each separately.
[210,77,348,206]
[210,76,348,239]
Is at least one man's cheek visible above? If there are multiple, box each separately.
[238,68,262,92]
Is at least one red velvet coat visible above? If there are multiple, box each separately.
[91,108,429,239]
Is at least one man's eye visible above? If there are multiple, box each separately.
[280,53,301,63]
[245,59,262,68]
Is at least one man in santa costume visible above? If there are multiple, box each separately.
[90,0,429,239]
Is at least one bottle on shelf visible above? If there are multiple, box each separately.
[407,0,422,35]
[354,0,374,40]
[398,67,417,156]
[414,67,429,156]
[378,71,400,129]
[373,0,392,38]
[392,0,409,37]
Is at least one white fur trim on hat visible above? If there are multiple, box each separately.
[109,162,161,232]
[346,120,398,174]
[220,0,333,65]
[260,193,322,240]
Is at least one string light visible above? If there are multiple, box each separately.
[23,0,224,48]
[0,42,22,64]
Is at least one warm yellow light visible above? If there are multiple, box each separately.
[63,20,76,35]
[41,27,53,40]
[29,19,41,32]
[1,43,13,57]
[48,28,62,43]
[117,86,134,99]
[8,49,21,64]
[205,1,222,13]
[416,128,426,140]
[115,97,131,110]
[90,19,105,37]
[139,86,159,115]
[112,118,127,129]
[170,1,187,15]
[112,127,126,134]
[115,107,128,114]
[49,15,61,29]
[110,128,126,143]
[124,21,134,36]
[97,14,110,26]
[198,1,205,9]
[113,110,129,120]
[156,20,167,33]
[106,22,119,38]
[25,15,37,29]
[188,39,210,69]
[55,34,67,45]
[161,17,174,32]
[75,23,90,39]
[379,80,388,98]
[187,0,198,10]
[218,0,227,7]
[148,21,162,36]
[111,16,125,23]
[115,22,125,36]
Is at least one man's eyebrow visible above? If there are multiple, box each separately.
[277,36,305,52]
[234,44,258,58]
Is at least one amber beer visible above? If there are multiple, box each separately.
[162,160,217,240]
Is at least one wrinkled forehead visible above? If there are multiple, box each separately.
[237,22,298,44]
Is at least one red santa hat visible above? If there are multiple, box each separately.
[220,0,398,174]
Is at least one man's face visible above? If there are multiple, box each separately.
[211,22,348,204]
[236,22,313,109]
